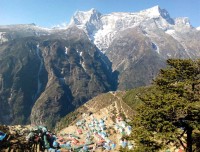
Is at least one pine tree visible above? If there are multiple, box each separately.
[131,59,200,152]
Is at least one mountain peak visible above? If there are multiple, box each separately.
[89,8,99,13]
[175,17,192,28]
[146,5,161,13]
[75,8,99,15]
[140,5,174,24]
[140,5,161,17]
[69,8,101,26]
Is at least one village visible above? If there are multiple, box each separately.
[56,112,133,151]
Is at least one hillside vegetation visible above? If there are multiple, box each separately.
[56,59,200,152]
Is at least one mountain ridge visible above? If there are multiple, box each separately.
[0,5,200,128]
[69,5,198,54]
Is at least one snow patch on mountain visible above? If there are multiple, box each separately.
[165,29,181,40]
[165,29,175,35]
[79,51,83,56]
[152,42,160,54]
[65,47,69,55]
[33,44,44,101]
[0,32,8,43]
[81,61,87,71]
[174,17,192,30]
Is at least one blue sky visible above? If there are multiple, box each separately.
[0,0,200,27]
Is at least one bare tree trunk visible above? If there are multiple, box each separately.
[186,127,193,152]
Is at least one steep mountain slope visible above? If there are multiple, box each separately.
[0,37,42,124]
[106,27,166,89]
[0,26,115,128]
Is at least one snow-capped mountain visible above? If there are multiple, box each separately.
[69,6,199,56]
[69,8,101,31]
[69,6,200,90]
[0,6,200,127]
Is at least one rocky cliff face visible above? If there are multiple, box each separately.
[0,37,43,124]
[0,26,115,128]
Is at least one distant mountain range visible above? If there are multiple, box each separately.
[0,6,200,127]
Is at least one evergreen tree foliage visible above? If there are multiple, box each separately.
[131,59,200,152]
